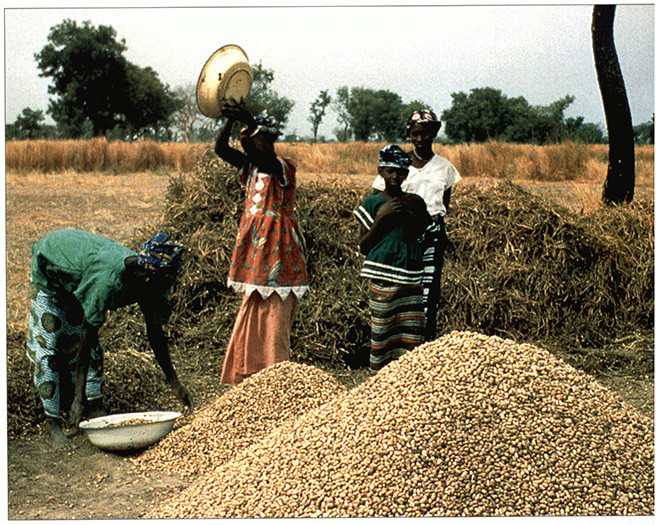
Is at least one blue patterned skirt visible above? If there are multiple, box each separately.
[26,285,103,419]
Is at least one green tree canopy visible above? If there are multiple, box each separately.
[333,86,352,141]
[334,87,429,141]
[35,19,129,137]
[442,87,602,145]
[122,63,180,140]
[633,115,654,145]
[35,19,179,139]
[564,117,606,144]
[12,107,46,139]
[442,87,513,142]
[308,90,332,143]
[245,63,294,134]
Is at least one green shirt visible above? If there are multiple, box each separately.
[30,229,169,327]
[353,194,425,285]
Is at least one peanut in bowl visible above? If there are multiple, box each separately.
[79,411,181,452]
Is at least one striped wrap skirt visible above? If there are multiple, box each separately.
[421,215,447,341]
[368,280,425,371]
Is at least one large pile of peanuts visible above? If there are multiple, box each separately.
[147,332,653,518]
[132,361,346,478]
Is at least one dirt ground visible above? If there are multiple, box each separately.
[5,170,654,519]
[7,434,188,519]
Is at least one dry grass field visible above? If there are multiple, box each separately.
[6,138,655,182]
[5,141,654,520]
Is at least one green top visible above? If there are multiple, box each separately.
[353,194,425,285]
[30,229,169,327]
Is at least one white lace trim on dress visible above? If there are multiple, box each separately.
[227,280,309,300]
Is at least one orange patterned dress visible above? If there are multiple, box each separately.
[222,157,309,385]
[227,157,309,299]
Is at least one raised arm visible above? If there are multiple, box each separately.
[222,105,286,183]
[214,109,248,169]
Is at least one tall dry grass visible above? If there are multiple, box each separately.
[5,138,208,174]
[5,139,654,186]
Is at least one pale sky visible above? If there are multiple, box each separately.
[3,2,655,139]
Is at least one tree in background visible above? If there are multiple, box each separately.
[564,117,606,144]
[441,87,604,145]
[11,107,46,139]
[633,115,654,145]
[308,90,331,143]
[121,63,180,140]
[35,20,129,137]
[592,5,635,204]
[442,87,512,142]
[35,19,179,140]
[334,86,424,141]
[170,84,206,142]
[244,63,294,134]
[333,87,352,141]
[370,90,405,141]
[345,87,377,141]
[533,95,577,143]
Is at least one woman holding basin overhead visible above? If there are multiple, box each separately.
[196,44,308,385]
[372,110,462,342]
[214,103,309,385]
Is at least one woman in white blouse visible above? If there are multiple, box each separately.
[372,109,461,341]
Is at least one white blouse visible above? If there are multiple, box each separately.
[372,154,461,217]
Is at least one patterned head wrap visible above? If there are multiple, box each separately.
[379,144,413,169]
[243,112,281,138]
[136,233,184,273]
[406,109,441,134]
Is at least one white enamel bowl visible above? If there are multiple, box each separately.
[196,44,252,118]
[79,411,181,452]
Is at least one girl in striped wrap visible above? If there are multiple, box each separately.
[354,145,431,371]
[371,110,462,341]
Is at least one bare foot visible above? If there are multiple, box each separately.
[45,418,76,451]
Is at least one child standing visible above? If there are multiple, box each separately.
[372,110,461,341]
[354,145,431,371]
[214,103,309,385]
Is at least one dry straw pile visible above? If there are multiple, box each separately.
[155,149,653,366]
[443,181,653,360]
[148,331,653,518]
[132,361,346,478]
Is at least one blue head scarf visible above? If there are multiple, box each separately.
[379,144,413,170]
[243,112,281,138]
[136,233,184,273]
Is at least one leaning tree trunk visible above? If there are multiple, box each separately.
[592,4,635,204]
